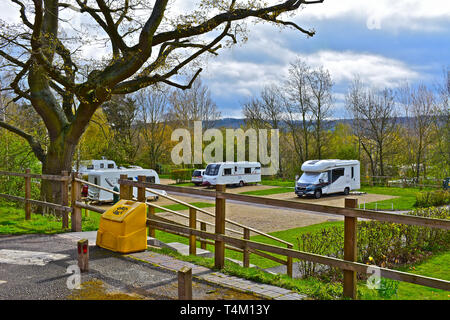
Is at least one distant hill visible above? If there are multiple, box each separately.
[209,117,431,130]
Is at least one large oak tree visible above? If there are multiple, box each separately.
[0,0,323,202]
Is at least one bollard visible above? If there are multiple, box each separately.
[77,239,89,272]
[178,266,192,300]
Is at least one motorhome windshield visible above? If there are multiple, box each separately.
[205,164,220,176]
[298,172,322,184]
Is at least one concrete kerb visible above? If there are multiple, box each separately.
[126,250,306,300]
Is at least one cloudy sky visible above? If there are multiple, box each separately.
[199,0,450,118]
[1,0,449,119]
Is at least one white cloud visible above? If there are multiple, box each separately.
[298,0,450,31]
[203,45,421,102]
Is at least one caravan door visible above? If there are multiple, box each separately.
[329,168,346,193]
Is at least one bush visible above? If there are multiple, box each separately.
[296,207,450,281]
[170,169,194,183]
[415,190,450,208]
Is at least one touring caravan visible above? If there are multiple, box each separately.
[202,162,261,187]
[75,159,118,175]
[295,160,360,199]
[86,167,166,202]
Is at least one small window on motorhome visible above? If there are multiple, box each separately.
[87,165,94,170]
[94,177,98,185]
[235,166,237,172]
[127,177,133,181]
[244,168,251,174]
[224,168,232,175]
[332,168,345,182]
[146,176,155,183]
[108,163,114,169]
[351,167,354,179]
[100,163,104,168]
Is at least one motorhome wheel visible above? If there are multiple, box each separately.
[314,189,322,199]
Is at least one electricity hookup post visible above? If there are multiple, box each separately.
[77,239,89,272]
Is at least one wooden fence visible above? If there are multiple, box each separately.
[0,169,449,299]
[118,178,450,298]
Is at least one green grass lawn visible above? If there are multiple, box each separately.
[359,251,450,300]
[239,187,294,196]
[0,201,215,235]
[358,186,432,211]
[261,178,295,187]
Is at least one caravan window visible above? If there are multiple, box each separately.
[223,168,232,175]
[108,163,114,169]
[244,168,251,174]
[146,176,155,183]
[87,165,94,170]
[205,164,220,176]
[332,168,345,182]
[100,163,104,168]
[351,167,354,179]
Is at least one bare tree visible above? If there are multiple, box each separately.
[135,86,169,169]
[399,84,438,180]
[307,66,333,159]
[0,0,324,202]
[346,78,398,178]
[167,77,221,129]
[283,59,312,163]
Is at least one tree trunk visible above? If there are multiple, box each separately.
[39,134,77,215]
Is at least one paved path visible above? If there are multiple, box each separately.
[0,232,305,300]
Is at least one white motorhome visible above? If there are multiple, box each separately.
[202,162,261,187]
[86,167,166,202]
[295,160,360,199]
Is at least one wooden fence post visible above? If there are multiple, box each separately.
[189,207,197,256]
[243,228,250,268]
[287,244,293,278]
[344,198,358,299]
[137,176,146,202]
[178,266,192,300]
[215,184,226,270]
[148,206,155,237]
[200,222,207,250]
[119,174,132,200]
[71,173,82,232]
[24,168,31,220]
[61,171,69,229]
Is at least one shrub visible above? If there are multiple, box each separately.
[415,190,450,208]
[170,169,194,183]
[296,207,450,281]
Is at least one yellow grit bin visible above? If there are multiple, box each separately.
[96,200,147,253]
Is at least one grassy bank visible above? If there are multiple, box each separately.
[359,186,432,211]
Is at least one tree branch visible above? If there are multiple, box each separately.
[0,120,46,162]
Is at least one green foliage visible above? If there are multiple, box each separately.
[377,278,399,299]
[415,190,450,208]
[170,169,194,183]
[297,207,450,281]
[239,187,294,196]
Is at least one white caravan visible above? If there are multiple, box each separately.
[202,162,261,187]
[75,159,118,175]
[295,159,360,199]
[86,167,166,202]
